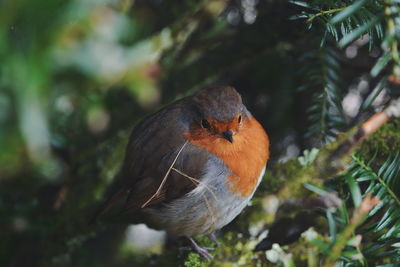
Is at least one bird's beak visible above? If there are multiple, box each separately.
[221,130,234,143]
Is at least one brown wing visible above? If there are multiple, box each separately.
[95,99,208,218]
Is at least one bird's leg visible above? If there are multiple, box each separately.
[208,232,221,247]
[188,237,214,261]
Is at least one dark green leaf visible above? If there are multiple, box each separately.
[346,175,362,207]
[361,77,387,111]
[331,0,368,24]
[339,15,382,48]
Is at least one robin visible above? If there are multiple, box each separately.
[94,86,269,260]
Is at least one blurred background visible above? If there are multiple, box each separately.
[1,0,399,266]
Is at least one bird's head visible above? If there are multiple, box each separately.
[186,86,248,144]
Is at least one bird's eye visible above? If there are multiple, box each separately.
[201,119,211,129]
[238,115,242,124]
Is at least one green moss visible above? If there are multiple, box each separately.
[261,159,322,201]
[259,158,311,200]
[261,158,302,194]
[184,253,204,267]
[359,118,400,166]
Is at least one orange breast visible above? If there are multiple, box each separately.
[184,117,269,197]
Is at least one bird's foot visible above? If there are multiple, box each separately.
[208,233,221,247]
[186,237,214,261]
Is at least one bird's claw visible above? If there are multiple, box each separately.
[208,233,221,247]
[194,246,214,261]
[186,237,214,260]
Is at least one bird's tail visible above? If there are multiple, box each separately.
[89,187,128,225]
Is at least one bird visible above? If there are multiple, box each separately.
[94,86,270,260]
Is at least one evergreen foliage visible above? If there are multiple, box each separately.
[298,44,347,142]
[303,152,400,266]
[287,0,400,265]
[292,0,400,141]
[0,0,399,266]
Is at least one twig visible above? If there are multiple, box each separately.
[306,7,346,24]
[326,97,400,175]
[171,167,200,185]
[171,167,219,202]
[141,141,189,208]
[141,139,220,214]
[323,196,380,267]
[266,97,400,214]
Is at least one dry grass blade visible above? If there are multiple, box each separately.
[141,140,189,208]
[142,139,218,221]
[171,167,200,185]
[171,167,219,202]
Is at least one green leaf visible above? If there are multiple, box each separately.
[303,183,328,195]
[346,175,362,207]
[371,52,392,77]
[339,15,382,48]
[310,238,330,251]
[356,175,376,182]
[369,196,387,217]
[364,239,400,255]
[331,0,368,24]
[361,77,387,111]
[373,249,400,259]
[327,210,337,242]
[375,206,398,232]
[288,1,319,11]
[382,223,400,238]
[289,14,309,20]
